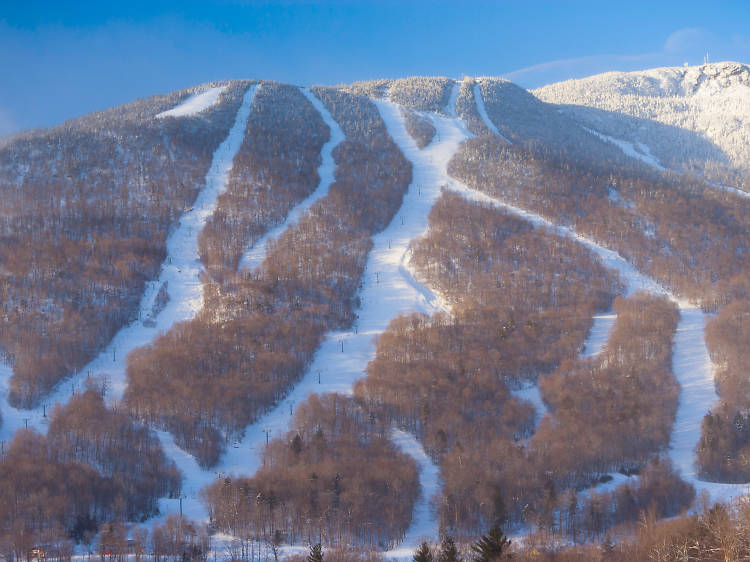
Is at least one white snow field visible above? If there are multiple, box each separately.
[157,85,228,118]
[237,88,346,271]
[0,85,258,444]
[444,81,460,117]
[582,314,617,358]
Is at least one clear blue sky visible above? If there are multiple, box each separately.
[2,0,749,135]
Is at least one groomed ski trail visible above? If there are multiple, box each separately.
[157,86,228,119]
[429,105,747,504]
[0,84,259,443]
[237,88,346,271]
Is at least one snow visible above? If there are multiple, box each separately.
[237,88,346,271]
[387,427,442,560]
[156,86,228,119]
[443,81,459,117]
[582,126,665,170]
[0,85,258,445]
[582,314,617,358]
[534,62,750,181]
[474,82,512,144]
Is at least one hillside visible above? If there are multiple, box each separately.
[1,64,750,560]
[534,62,750,187]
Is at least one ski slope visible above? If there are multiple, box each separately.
[156,93,461,539]
[474,82,512,144]
[436,124,747,504]
[2,75,745,558]
[237,88,346,271]
[386,96,746,518]
[0,84,259,445]
[157,86,228,118]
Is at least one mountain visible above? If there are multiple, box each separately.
[1,64,750,559]
[534,61,750,186]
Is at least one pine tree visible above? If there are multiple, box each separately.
[437,536,462,562]
[307,543,324,562]
[414,541,434,562]
[470,526,511,561]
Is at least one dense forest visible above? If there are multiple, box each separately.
[0,80,253,407]
[203,393,419,549]
[0,387,180,557]
[698,299,750,481]
[125,87,411,467]
[449,129,750,309]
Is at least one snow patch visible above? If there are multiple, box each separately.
[157,86,228,119]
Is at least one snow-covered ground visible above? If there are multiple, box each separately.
[237,88,346,271]
[474,82,512,144]
[0,84,258,444]
[387,427,442,560]
[157,86,228,118]
[156,94,461,542]
[582,314,617,358]
[444,82,459,117]
[582,125,664,170]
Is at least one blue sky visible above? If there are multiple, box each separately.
[2,0,750,135]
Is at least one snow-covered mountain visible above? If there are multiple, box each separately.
[534,62,750,186]
[2,63,750,559]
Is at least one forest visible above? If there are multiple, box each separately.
[0,80,253,407]
[448,123,750,309]
[202,393,419,549]
[698,299,750,481]
[355,193,688,539]
[2,70,750,559]
[125,86,411,467]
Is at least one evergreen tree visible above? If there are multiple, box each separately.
[470,526,511,561]
[438,536,462,562]
[307,543,324,562]
[414,541,435,562]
